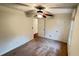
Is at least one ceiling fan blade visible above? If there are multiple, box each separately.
[15,3,29,7]
[43,15,46,18]
[44,11,54,16]
[45,13,53,16]
[24,10,36,17]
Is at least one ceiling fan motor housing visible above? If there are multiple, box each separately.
[37,10,43,13]
[35,5,45,10]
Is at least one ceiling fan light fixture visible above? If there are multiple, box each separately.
[37,14,43,18]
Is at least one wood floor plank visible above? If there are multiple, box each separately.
[3,37,67,56]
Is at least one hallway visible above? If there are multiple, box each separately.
[3,37,67,56]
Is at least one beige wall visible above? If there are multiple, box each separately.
[68,5,79,56]
[38,14,72,43]
[0,5,33,55]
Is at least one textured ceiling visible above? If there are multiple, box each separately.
[0,3,78,14]
[23,3,77,8]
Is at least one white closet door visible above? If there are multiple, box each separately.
[38,19,45,37]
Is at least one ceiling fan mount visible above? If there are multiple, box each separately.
[35,5,45,10]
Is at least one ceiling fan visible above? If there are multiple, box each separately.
[24,5,54,18]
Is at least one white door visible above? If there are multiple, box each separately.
[32,19,38,38]
[38,19,45,37]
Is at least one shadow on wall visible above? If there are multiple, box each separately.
[0,5,32,55]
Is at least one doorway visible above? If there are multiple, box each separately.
[33,19,38,38]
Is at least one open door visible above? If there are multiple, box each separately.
[33,19,38,38]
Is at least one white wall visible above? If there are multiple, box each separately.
[38,14,72,43]
[68,5,79,56]
[0,5,33,55]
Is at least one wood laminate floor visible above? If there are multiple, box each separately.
[3,37,67,56]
